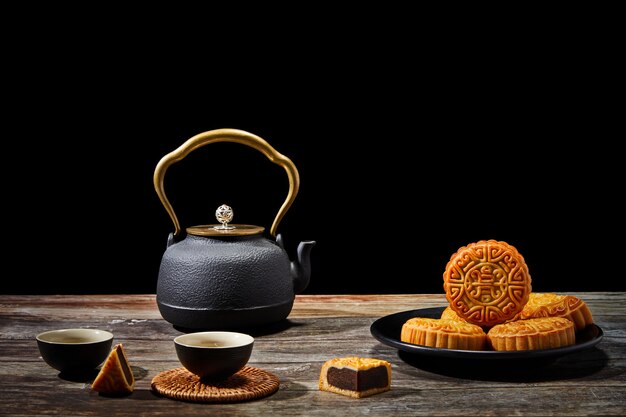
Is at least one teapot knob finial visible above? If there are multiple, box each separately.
[214,204,235,230]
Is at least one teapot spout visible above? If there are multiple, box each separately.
[291,240,316,294]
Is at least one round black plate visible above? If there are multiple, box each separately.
[370,307,603,360]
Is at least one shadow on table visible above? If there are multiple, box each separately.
[58,365,150,383]
[173,319,305,337]
[397,347,610,382]
[58,368,99,383]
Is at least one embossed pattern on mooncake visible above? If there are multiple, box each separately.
[443,240,532,327]
[487,317,575,351]
[401,317,487,350]
[517,292,594,331]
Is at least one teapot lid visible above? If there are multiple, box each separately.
[186,204,265,237]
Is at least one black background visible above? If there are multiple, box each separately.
[4,118,623,295]
[3,15,623,295]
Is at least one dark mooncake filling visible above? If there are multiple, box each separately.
[327,366,388,391]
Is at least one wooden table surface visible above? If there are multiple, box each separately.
[1,293,624,416]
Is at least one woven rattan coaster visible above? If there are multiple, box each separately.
[151,366,280,403]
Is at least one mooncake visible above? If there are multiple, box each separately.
[443,240,532,327]
[91,343,135,395]
[440,306,467,322]
[517,292,594,331]
[487,317,575,351]
[319,357,391,398]
[401,317,487,350]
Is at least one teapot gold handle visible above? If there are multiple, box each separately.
[154,128,299,238]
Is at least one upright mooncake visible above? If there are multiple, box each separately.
[443,240,532,327]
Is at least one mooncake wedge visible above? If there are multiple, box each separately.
[91,343,134,395]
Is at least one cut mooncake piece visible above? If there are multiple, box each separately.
[443,239,532,328]
[319,357,391,398]
[487,317,575,351]
[91,343,134,395]
[516,292,594,331]
[401,317,487,350]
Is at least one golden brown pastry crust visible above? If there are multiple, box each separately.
[517,292,594,331]
[443,240,532,327]
[440,306,468,322]
[91,343,134,395]
[487,317,575,351]
[401,317,487,350]
[319,357,391,398]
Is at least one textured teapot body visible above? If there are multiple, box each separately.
[153,128,315,329]
[156,233,311,329]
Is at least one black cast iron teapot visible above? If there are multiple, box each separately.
[154,128,315,329]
